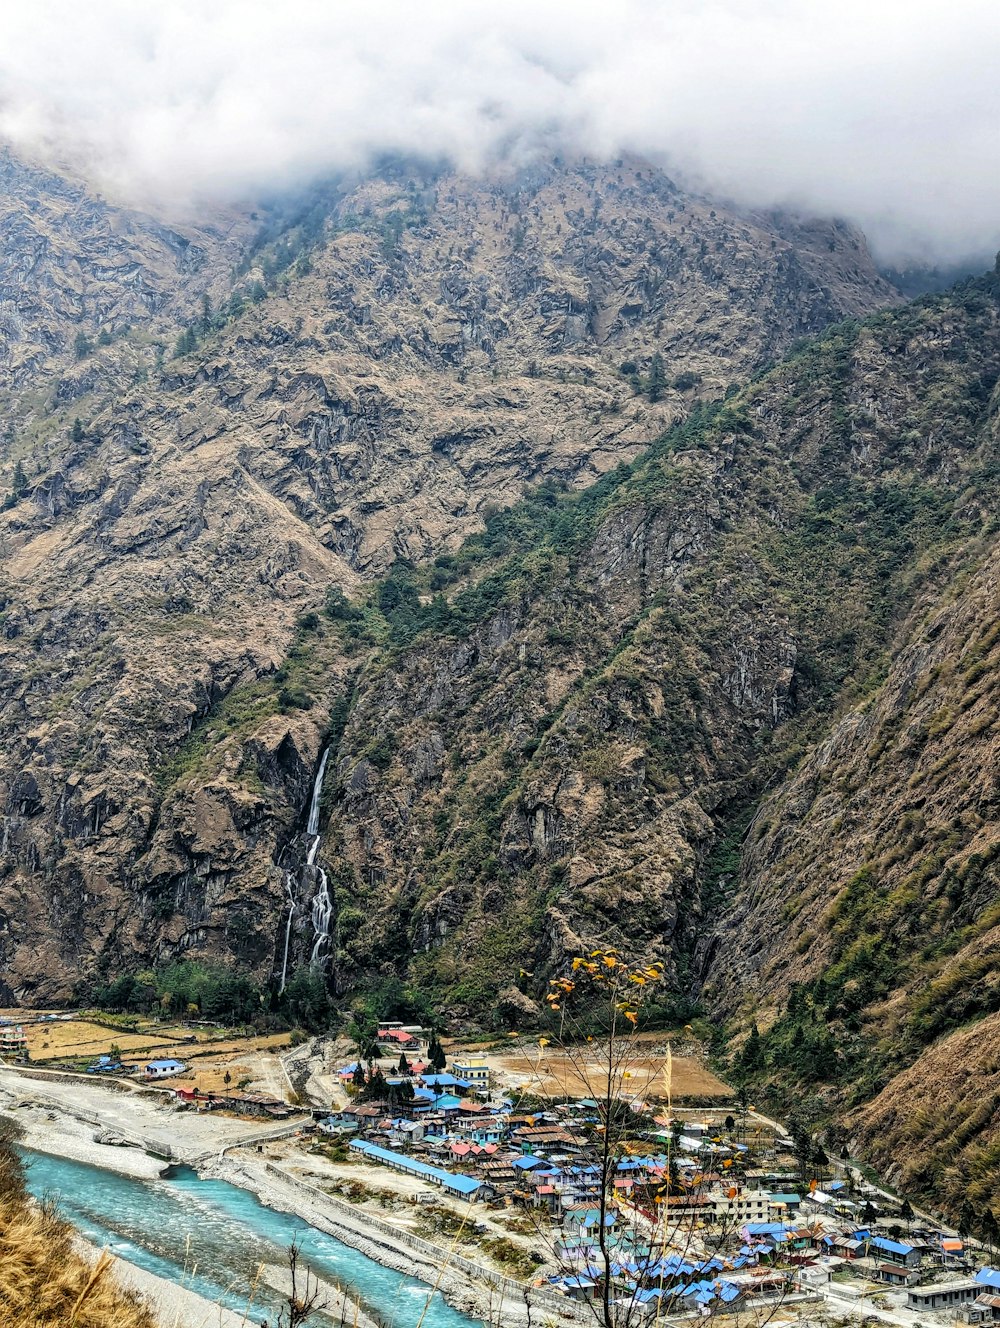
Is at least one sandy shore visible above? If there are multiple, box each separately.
[13,1100,171,1180]
[75,1240,250,1328]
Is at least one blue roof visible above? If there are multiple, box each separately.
[420,1074,471,1089]
[147,1059,185,1069]
[977,1269,1000,1290]
[870,1236,914,1256]
[349,1140,481,1195]
[512,1155,548,1170]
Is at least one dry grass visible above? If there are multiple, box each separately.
[492,1049,731,1100]
[0,1197,158,1328]
[8,1016,290,1077]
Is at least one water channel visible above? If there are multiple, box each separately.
[24,1149,483,1328]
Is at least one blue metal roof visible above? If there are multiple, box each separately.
[420,1074,471,1089]
[977,1269,1000,1289]
[870,1236,914,1256]
[432,1093,464,1109]
[147,1059,185,1069]
[348,1139,481,1195]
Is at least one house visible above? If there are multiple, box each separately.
[88,1054,123,1074]
[548,1275,599,1302]
[966,1295,1000,1323]
[348,1138,496,1200]
[907,1280,983,1312]
[452,1059,491,1091]
[708,1188,784,1224]
[563,1206,619,1238]
[144,1058,187,1079]
[869,1236,922,1268]
[874,1264,921,1288]
[768,1192,802,1213]
[979,1271,1000,1292]
[0,1026,27,1054]
[318,1115,358,1136]
[418,1074,471,1094]
[378,1029,420,1051]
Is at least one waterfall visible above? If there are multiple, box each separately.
[279,872,297,994]
[279,747,332,992]
[306,748,329,839]
[310,866,332,966]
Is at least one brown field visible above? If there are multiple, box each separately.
[2,1015,291,1093]
[485,1045,731,1101]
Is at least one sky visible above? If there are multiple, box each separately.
[2,0,999,264]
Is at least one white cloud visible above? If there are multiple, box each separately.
[2,0,999,262]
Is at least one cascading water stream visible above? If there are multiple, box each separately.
[310,865,332,965]
[278,871,297,994]
[279,748,332,992]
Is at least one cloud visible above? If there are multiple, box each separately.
[1,0,999,263]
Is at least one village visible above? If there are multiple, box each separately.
[4,1011,1000,1326]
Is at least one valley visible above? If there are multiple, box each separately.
[0,139,999,1297]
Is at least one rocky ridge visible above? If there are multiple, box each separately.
[0,152,899,999]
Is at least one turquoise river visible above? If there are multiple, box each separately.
[23,1148,484,1327]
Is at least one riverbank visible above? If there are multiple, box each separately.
[15,1100,170,1180]
[75,1238,249,1328]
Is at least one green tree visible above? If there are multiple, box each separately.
[73,330,92,359]
[647,352,667,403]
[740,1022,763,1072]
[427,1034,446,1072]
[71,418,84,444]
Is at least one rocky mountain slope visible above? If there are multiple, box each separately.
[4,144,1000,1225]
[316,276,1000,1016]
[0,151,899,1001]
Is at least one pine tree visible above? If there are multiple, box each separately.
[71,418,84,444]
[11,461,27,495]
[740,1022,763,1072]
[427,1035,446,1072]
[647,352,667,403]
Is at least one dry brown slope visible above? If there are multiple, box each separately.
[0,156,900,1000]
[310,289,1000,1015]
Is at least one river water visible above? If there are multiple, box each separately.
[24,1149,483,1328]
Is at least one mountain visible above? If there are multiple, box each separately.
[315,273,1000,1018]
[0,151,899,1002]
[4,143,1000,1224]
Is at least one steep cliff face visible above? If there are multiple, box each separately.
[0,151,901,1001]
[313,281,1000,1020]
[0,150,250,393]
